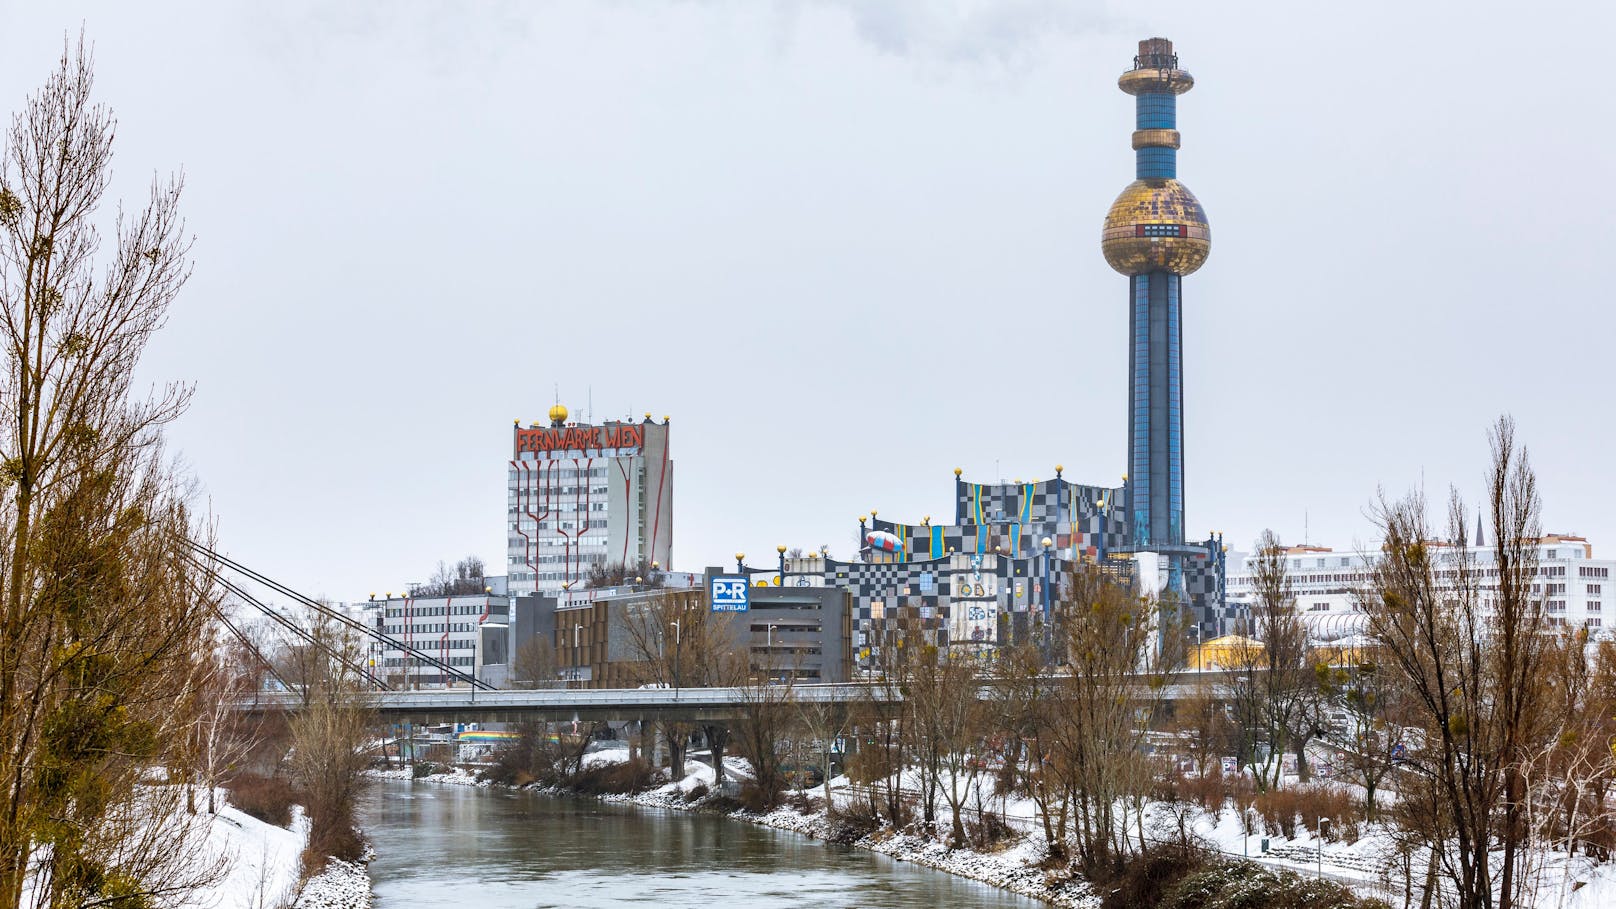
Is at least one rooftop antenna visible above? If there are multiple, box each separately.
[588,386,593,423]
[1304,508,1309,546]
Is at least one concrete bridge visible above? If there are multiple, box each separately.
[246,672,1238,725]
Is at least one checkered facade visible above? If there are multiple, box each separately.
[772,474,1228,671]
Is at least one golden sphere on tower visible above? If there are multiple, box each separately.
[1101,179,1210,276]
[548,403,569,425]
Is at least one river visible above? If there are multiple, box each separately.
[363,780,1040,907]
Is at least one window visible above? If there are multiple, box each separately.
[1134,224,1187,238]
[1589,584,1603,596]
[1588,617,1602,628]
[1590,602,1602,612]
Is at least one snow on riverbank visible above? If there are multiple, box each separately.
[170,791,371,909]
[178,801,304,909]
[294,857,372,909]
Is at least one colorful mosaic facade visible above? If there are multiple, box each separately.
[751,470,1228,672]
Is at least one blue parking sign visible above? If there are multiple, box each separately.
[710,576,750,612]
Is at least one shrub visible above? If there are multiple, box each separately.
[568,758,659,795]
[965,812,1017,851]
[227,772,297,828]
[411,761,443,779]
[826,798,882,845]
[1255,783,1359,840]
[1180,769,1231,813]
[1099,844,1210,909]
[737,780,779,813]
[683,783,709,803]
[787,789,819,815]
[1159,861,1390,909]
[305,823,365,876]
[1255,787,1301,838]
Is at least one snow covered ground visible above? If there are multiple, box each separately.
[164,789,372,909]
[294,857,373,909]
[171,796,303,909]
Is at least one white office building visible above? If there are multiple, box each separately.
[1227,534,1611,641]
[506,405,674,596]
[372,593,509,689]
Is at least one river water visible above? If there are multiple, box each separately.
[363,781,1039,907]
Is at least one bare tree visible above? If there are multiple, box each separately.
[0,37,227,908]
[1362,416,1555,909]
[1225,530,1312,789]
[617,588,735,778]
[907,646,985,846]
[1323,649,1403,822]
[585,559,664,590]
[511,635,558,689]
[795,697,850,815]
[1048,565,1180,876]
[287,616,375,873]
[191,633,265,815]
[731,670,793,809]
[1169,673,1230,782]
[992,639,1065,850]
[413,555,487,597]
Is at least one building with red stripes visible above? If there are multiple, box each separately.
[506,405,674,596]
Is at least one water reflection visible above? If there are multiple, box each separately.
[364,782,1038,908]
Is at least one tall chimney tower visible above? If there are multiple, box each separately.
[1101,38,1211,594]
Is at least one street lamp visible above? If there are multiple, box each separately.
[1317,817,1330,878]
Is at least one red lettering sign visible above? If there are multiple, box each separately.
[515,422,645,455]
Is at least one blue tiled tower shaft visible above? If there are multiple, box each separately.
[1130,271,1182,548]
[1130,86,1182,549]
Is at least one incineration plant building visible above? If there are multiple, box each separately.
[506,406,674,596]
[737,38,1231,672]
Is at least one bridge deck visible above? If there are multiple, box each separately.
[245,673,1235,724]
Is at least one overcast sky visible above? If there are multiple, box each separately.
[3,1,1611,601]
